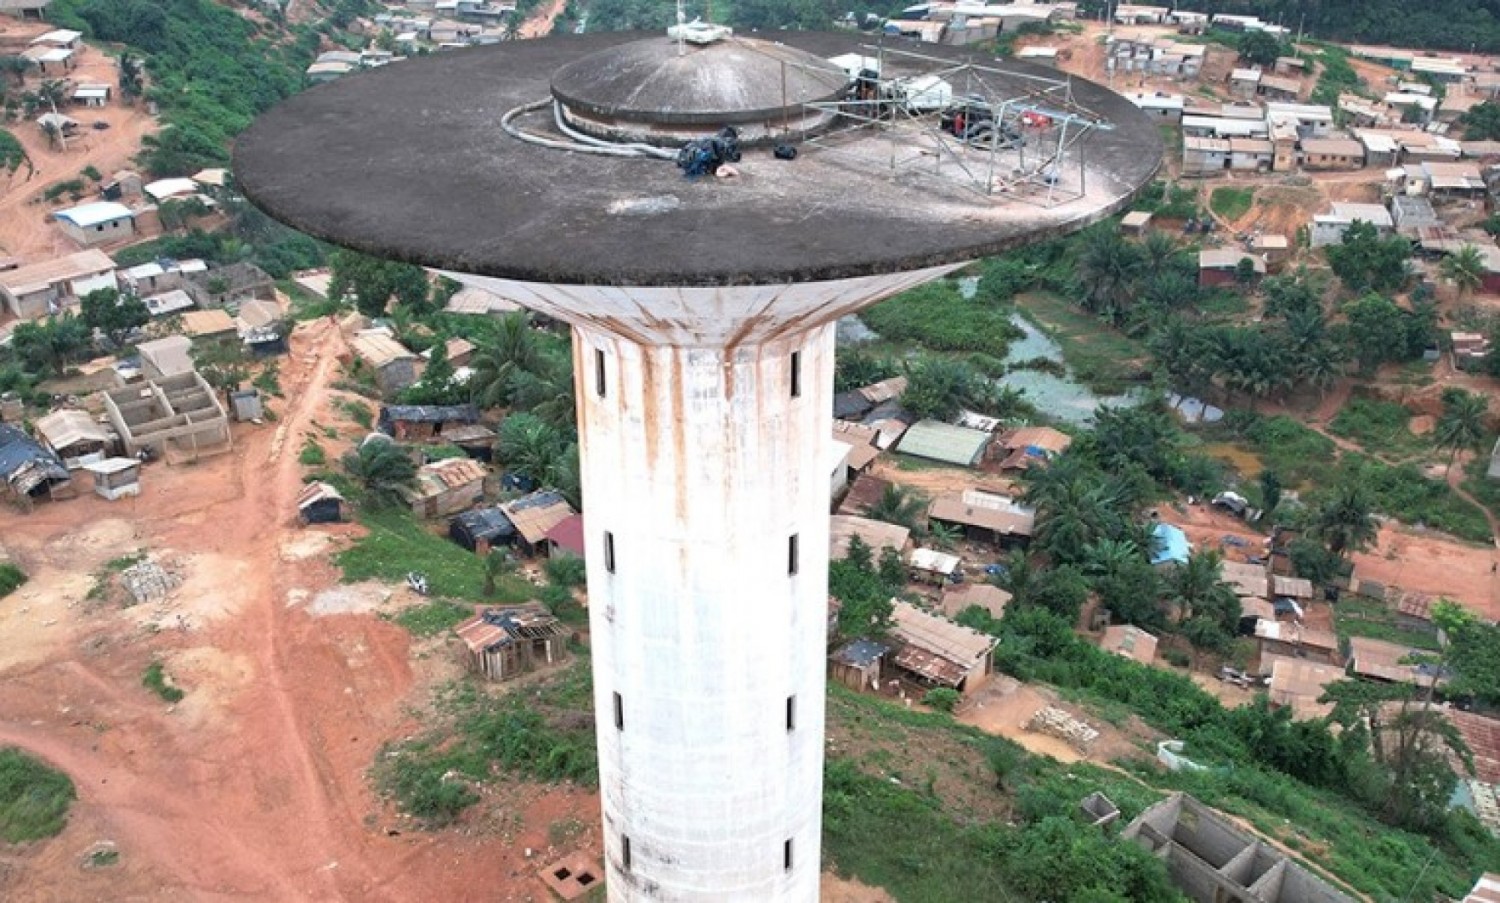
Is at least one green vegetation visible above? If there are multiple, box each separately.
[1332,596,1442,651]
[0,563,25,599]
[394,599,476,638]
[141,662,185,703]
[0,747,75,843]
[374,664,596,826]
[297,438,327,468]
[1209,186,1254,222]
[336,399,374,430]
[1014,292,1148,393]
[0,129,32,177]
[1328,397,1427,459]
[860,280,1022,358]
[1131,180,1200,219]
[1309,42,1363,106]
[338,508,532,603]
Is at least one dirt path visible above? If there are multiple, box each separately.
[0,320,598,901]
[1446,448,1500,546]
[520,0,566,38]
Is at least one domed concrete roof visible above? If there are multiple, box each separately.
[551,35,849,126]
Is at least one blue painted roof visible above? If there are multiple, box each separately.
[1151,522,1191,566]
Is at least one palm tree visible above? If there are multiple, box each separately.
[1168,549,1225,622]
[498,412,566,486]
[1140,229,1183,273]
[469,313,541,408]
[1441,244,1486,301]
[508,351,576,432]
[1082,538,1142,581]
[926,521,961,550]
[1075,226,1145,325]
[1435,387,1489,476]
[865,484,926,530]
[1310,481,1378,560]
[342,441,418,508]
[39,119,62,152]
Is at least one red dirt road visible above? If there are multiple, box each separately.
[0,321,598,901]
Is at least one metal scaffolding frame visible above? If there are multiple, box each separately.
[792,43,1115,206]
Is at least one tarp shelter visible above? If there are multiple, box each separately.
[297,481,345,524]
[449,506,516,551]
[0,423,71,502]
[1151,522,1190,567]
[896,420,990,467]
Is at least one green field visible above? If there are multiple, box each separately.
[337,508,533,604]
[1210,186,1255,222]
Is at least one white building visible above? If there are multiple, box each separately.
[54,201,135,247]
[1311,202,1395,247]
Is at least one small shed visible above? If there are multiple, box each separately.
[907,547,961,585]
[350,330,419,397]
[1254,619,1339,665]
[33,408,111,468]
[1271,575,1314,600]
[499,490,577,557]
[378,404,480,441]
[54,201,135,247]
[80,457,140,501]
[1198,249,1265,287]
[1348,636,1446,688]
[0,423,72,503]
[828,638,890,691]
[449,506,516,552]
[454,603,570,681]
[1100,624,1159,665]
[406,457,488,518]
[996,425,1071,470]
[896,420,991,467]
[229,389,263,422]
[1120,210,1153,234]
[297,481,346,524]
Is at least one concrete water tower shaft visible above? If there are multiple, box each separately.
[235,30,1160,902]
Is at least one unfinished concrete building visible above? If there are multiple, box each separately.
[101,372,232,463]
[1123,794,1353,903]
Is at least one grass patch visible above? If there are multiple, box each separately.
[252,361,282,398]
[141,662,185,703]
[87,848,120,867]
[1209,186,1254,222]
[278,278,345,321]
[298,438,327,468]
[0,563,25,598]
[0,747,75,843]
[85,551,149,602]
[1013,291,1149,393]
[860,280,1022,357]
[1329,398,1428,460]
[394,599,475,638]
[373,662,597,826]
[1333,596,1442,651]
[337,398,374,430]
[1462,452,1500,523]
[338,508,532,603]
[1196,289,1250,318]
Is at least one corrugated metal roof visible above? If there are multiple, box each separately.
[829,514,909,559]
[499,490,576,544]
[296,481,345,508]
[0,249,115,295]
[351,331,416,368]
[897,420,990,467]
[421,456,488,489]
[34,409,108,450]
[889,601,997,684]
[928,491,1035,537]
[908,547,960,574]
[1101,624,1158,665]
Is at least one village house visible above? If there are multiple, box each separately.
[1120,210,1153,235]
[1251,234,1291,269]
[1310,202,1394,247]
[71,83,111,107]
[828,638,890,692]
[378,404,480,442]
[236,298,287,356]
[1228,68,1261,99]
[142,288,196,320]
[1183,136,1231,176]
[136,335,196,380]
[1299,137,1364,170]
[185,261,275,308]
[1124,793,1355,903]
[836,471,890,517]
[1100,624,1158,666]
[80,457,140,501]
[444,284,523,317]
[449,506,516,553]
[927,489,1035,547]
[1112,4,1167,25]
[896,420,990,467]
[406,456,488,518]
[0,249,116,319]
[1125,92,1184,123]
[829,513,910,560]
[1347,636,1446,688]
[1451,331,1491,370]
[23,42,74,75]
[350,330,419,397]
[1390,195,1440,234]
[1255,620,1338,666]
[1229,138,1274,172]
[887,600,998,695]
[421,335,476,368]
[454,603,569,681]
[180,309,239,345]
[0,423,72,505]
[1198,249,1265,287]
[544,512,585,558]
[118,258,205,296]
[101,372,232,463]
[1273,56,1306,77]
[143,178,199,204]
[0,0,52,20]
[33,409,112,469]
[1264,654,1342,720]
[53,202,135,247]
[499,489,577,557]
[1265,102,1335,138]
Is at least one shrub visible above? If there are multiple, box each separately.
[0,747,75,842]
[0,562,25,598]
[141,661,185,703]
[922,688,961,712]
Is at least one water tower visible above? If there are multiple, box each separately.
[236,29,1159,902]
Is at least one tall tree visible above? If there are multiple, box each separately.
[1075,226,1145,325]
[1434,387,1489,476]
[342,440,418,508]
[79,288,149,348]
[1440,244,1486,300]
[1326,221,1411,294]
[1310,481,1378,560]
[468,313,541,408]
